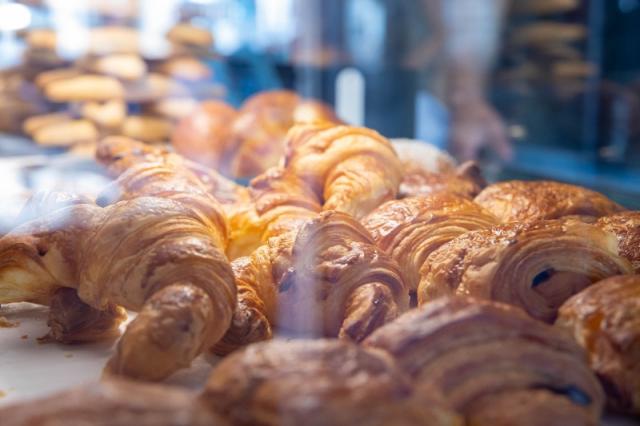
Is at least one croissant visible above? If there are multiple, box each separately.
[596,211,640,273]
[284,123,403,219]
[0,379,225,426]
[418,218,633,322]
[215,211,407,354]
[363,193,498,297]
[202,339,461,426]
[364,296,605,426]
[96,135,249,208]
[474,180,624,223]
[0,140,236,380]
[557,275,640,414]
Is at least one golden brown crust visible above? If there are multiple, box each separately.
[474,180,624,223]
[0,379,225,426]
[418,218,632,322]
[202,339,460,426]
[400,161,487,199]
[596,211,640,273]
[557,275,640,414]
[364,296,605,425]
[363,193,498,293]
[284,123,403,219]
[214,211,407,354]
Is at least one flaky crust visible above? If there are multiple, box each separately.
[365,296,605,426]
[596,211,640,273]
[284,123,402,219]
[474,180,624,223]
[0,379,224,426]
[202,339,460,426]
[557,275,640,414]
[419,218,632,322]
[214,211,407,354]
[363,193,498,293]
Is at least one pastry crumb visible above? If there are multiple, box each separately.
[64,353,73,358]
[21,334,28,340]
[0,316,18,328]
[0,390,6,398]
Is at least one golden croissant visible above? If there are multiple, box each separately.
[557,275,640,415]
[400,161,487,199]
[0,141,236,381]
[363,193,498,298]
[215,210,407,354]
[596,211,640,273]
[419,218,632,322]
[203,339,461,426]
[474,180,624,223]
[365,296,605,426]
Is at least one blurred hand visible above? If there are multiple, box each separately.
[450,99,512,162]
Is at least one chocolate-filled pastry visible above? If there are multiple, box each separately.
[215,211,406,354]
[363,193,498,295]
[474,180,624,223]
[364,296,605,426]
[419,218,632,322]
[0,379,224,426]
[557,275,640,414]
[202,339,461,426]
[596,211,640,273]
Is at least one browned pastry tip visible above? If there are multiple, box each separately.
[400,161,487,199]
[419,218,632,323]
[284,123,403,219]
[40,287,126,344]
[0,379,225,426]
[202,339,461,426]
[363,193,498,293]
[557,275,640,414]
[474,180,624,223]
[171,100,237,169]
[596,211,640,273]
[364,296,605,426]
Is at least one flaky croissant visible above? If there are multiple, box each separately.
[365,296,605,426]
[215,211,407,354]
[202,339,461,426]
[363,193,498,297]
[0,379,225,426]
[96,135,249,208]
[596,211,640,273]
[283,123,403,219]
[419,218,633,322]
[474,180,624,223]
[226,122,403,258]
[557,275,640,414]
[0,139,237,380]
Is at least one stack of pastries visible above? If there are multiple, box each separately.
[0,117,639,425]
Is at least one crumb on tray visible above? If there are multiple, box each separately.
[0,316,18,328]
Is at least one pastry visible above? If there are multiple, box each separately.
[44,74,125,102]
[158,56,212,82]
[121,115,173,142]
[418,218,633,322]
[202,339,460,426]
[167,23,214,49]
[80,99,127,129]
[363,193,498,296]
[0,144,236,380]
[172,100,238,169]
[365,296,605,426]
[32,119,99,146]
[0,379,224,426]
[91,53,148,81]
[596,211,640,273]
[557,275,640,414]
[400,161,487,199]
[215,211,406,354]
[474,180,624,223]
